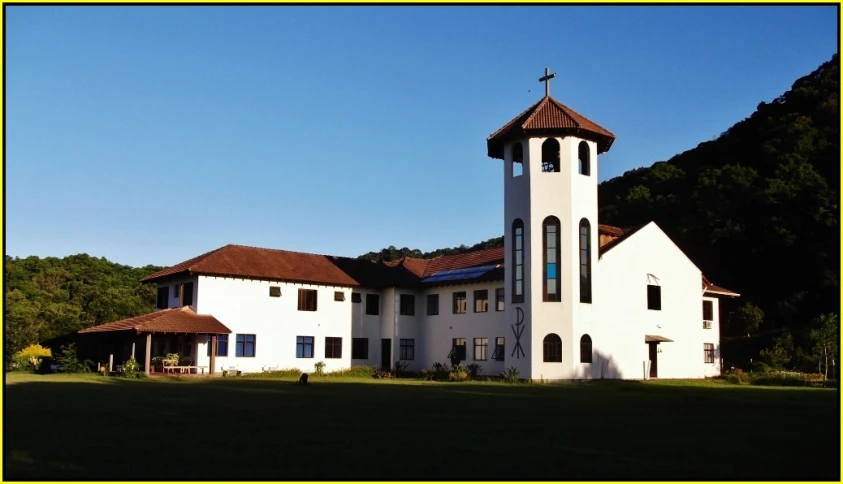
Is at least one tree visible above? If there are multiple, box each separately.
[758,331,794,370]
[725,302,764,337]
[808,313,838,379]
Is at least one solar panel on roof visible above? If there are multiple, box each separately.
[422,264,500,284]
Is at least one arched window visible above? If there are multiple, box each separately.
[541,138,560,172]
[512,142,524,177]
[542,216,561,302]
[579,218,592,303]
[580,335,592,363]
[543,334,562,362]
[512,219,524,303]
[578,141,591,176]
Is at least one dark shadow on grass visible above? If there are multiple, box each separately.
[4,376,839,481]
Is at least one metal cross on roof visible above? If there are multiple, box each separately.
[539,67,557,97]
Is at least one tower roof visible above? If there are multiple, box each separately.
[486,95,616,159]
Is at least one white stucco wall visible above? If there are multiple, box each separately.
[596,223,721,379]
[421,282,508,377]
[194,276,357,374]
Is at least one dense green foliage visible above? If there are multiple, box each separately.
[4,254,163,365]
[357,236,504,262]
[5,374,838,480]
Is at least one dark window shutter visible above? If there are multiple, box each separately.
[182,282,194,306]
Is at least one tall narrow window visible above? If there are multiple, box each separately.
[543,334,562,362]
[156,287,168,309]
[512,219,524,303]
[541,138,560,172]
[399,294,415,316]
[474,338,488,361]
[578,141,591,176]
[453,292,467,314]
[702,300,714,321]
[495,288,505,311]
[512,142,523,177]
[366,294,380,315]
[543,216,561,302]
[427,294,439,315]
[181,282,194,306]
[474,290,488,313]
[704,343,715,363]
[647,284,661,310]
[579,218,592,303]
[580,334,592,363]
[492,337,505,361]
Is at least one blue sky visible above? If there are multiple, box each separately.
[6,6,838,267]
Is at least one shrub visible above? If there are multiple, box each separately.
[750,371,807,387]
[243,368,303,378]
[466,363,483,379]
[501,366,521,383]
[55,343,93,373]
[314,361,326,376]
[431,362,449,380]
[394,361,410,376]
[119,358,145,378]
[449,364,469,381]
[14,344,52,373]
[419,368,435,381]
[372,368,395,379]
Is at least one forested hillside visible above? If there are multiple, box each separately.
[4,254,163,364]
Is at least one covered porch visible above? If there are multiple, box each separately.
[78,306,231,376]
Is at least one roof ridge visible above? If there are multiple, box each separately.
[547,97,616,136]
[520,96,552,129]
[486,96,545,140]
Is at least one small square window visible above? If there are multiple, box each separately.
[325,337,342,359]
[400,294,415,316]
[334,291,345,302]
[351,293,362,303]
[298,289,317,311]
[400,339,415,360]
[269,286,281,297]
[352,338,368,359]
[296,336,314,358]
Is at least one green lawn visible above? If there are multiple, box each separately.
[4,373,839,480]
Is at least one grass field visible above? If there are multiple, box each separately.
[4,373,840,481]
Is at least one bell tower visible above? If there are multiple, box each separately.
[486,68,616,380]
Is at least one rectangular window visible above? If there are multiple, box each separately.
[298,289,318,311]
[400,339,415,360]
[449,338,467,362]
[426,294,439,315]
[352,338,368,359]
[334,291,345,302]
[269,286,281,297]
[351,293,362,303]
[703,300,714,321]
[366,294,380,315]
[235,334,256,358]
[325,337,342,359]
[156,287,168,309]
[474,338,488,361]
[453,292,467,314]
[704,343,715,363]
[647,285,661,310]
[206,334,229,357]
[400,294,415,316]
[181,282,194,306]
[513,223,524,303]
[495,288,505,311]
[492,337,505,361]
[296,336,314,358]
[474,290,489,313]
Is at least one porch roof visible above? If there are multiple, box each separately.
[78,307,231,335]
[645,335,674,343]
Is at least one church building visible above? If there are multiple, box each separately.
[79,69,739,380]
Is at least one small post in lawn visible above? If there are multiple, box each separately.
[108,354,113,373]
[144,333,152,376]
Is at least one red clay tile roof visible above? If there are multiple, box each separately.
[702,275,740,297]
[487,95,616,159]
[142,244,361,287]
[78,307,231,335]
[422,247,505,277]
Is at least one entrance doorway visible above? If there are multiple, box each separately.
[648,342,658,378]
[381,339,391,370]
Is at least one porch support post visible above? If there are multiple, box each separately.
[145,333,152,376]
[131,342,136,361]
[210,334,217,375]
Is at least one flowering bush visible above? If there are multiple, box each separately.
[14,344,52,372]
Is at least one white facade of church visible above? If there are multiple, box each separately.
[138,88,738,381]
